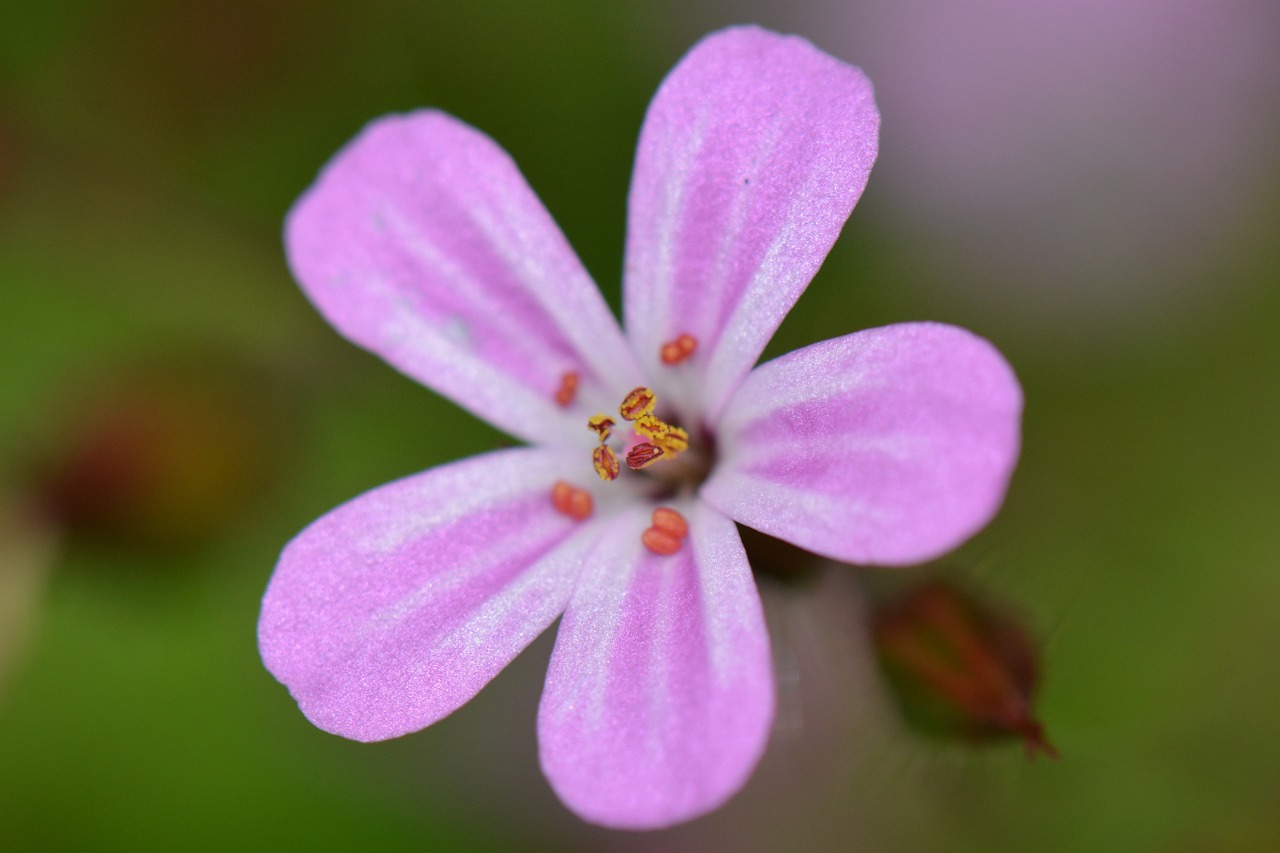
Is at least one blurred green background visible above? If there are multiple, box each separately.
[2,2,1278,850]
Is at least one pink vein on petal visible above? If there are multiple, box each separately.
[286,110,641,443]
[703,323,1022,566]
[258,447,602,742]
[538,501,774,829]
[623,26,880,419]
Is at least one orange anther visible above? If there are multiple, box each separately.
[592,445,620,481]
[660,333,698,365]
[641,526,683,556]
[566,488,592,520]
[619,386,656,421]
[554,371,580,407]
[651,507,689,538]
[587,414,615,442]
[550,481,593,521]
[625,442,665,470]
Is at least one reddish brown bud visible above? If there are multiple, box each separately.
[30,354,283,551]
[873,581,1058,759]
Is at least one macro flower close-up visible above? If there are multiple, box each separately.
[257,24,1022,830]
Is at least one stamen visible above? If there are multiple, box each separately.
[625,442,665,470]
[651,506,689,538]
[619,386,656,421]
[592,445,620,481]
[554,371,580,407]
[641,507,689,555]
[587,414,615,442]
[641,527,682,555]
[550,481,593,520]
[634,415,689,454]
[660,333,698,365]
[588,387,688,481]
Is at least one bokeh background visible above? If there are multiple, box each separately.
[2,2,1278,850]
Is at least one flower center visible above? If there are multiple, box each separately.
[553,335,712,556]
[587,386,695,482]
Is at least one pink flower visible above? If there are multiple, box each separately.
[258,26,1022,829]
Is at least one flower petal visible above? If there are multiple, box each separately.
[703,323,1022,566]
[258,448,604,742]
[623,26,880,421]
[537,500,774,829]
[287,111,642,444]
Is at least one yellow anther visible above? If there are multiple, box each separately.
[635,415,688,455]
[658,425,688,454]
[589,387,688,481]
[587,414,615,442]
[593,445,620,481]
[619,387,656,421]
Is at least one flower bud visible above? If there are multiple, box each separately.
[28,354,284,551]
[872,580,1057,758]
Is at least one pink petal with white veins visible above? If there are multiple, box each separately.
[538,501,774,829]
[258,448,603,742]
[624,26,879,421]
[287,110,642,444]
[703,323,1022,566]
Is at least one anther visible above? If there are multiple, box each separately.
[641,506,689,555]
[625,442,665,470]
[651,506,689,538]
[619,386,656,421]
[554,371,580,407]
[635,415,689,454]
[592,445,620,481]
[641,527,682,556]
[660,333,698,365]
[550,481,593,520]
[587,414,615,442]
